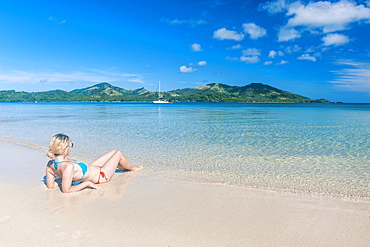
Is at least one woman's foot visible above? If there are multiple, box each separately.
[130,165,143,171]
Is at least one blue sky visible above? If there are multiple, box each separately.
[1,0,370,102]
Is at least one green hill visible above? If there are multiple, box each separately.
[167,83,328,103]
[71,82,154,101]
[0,82,330,103]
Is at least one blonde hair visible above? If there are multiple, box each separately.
[47,133,73,159]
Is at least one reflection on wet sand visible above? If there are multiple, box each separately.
[46,171,136,214]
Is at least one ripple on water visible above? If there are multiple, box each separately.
[0,102,369,201]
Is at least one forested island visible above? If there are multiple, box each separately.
[0,82,330,103]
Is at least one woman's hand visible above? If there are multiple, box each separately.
[87,181,101,190]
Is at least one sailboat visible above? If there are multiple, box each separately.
[153,81,170,104]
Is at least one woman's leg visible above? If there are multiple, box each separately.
[89,150,116,167]
[115,151,142,171]
[90,150,142,183]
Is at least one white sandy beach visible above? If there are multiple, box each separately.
[0,140,369,247]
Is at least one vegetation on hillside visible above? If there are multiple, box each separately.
[0,82,331,103]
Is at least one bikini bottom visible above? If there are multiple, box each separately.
[96,166,108,184]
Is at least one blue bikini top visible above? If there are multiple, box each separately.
[53,159,88,181]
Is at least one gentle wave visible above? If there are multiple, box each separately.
[1,102,369,201]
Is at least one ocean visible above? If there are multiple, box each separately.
[1,102,369,201]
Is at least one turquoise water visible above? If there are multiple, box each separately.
[1,102,369,201]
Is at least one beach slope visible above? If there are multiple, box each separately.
[0,141,369,247]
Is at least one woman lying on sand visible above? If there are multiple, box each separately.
[45,133,142,193]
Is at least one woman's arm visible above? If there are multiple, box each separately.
[61,164,99,193]
[45,162,57,189]
[62,181,99,193]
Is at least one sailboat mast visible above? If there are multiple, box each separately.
[158,81,161,98]
[153,80,170,103]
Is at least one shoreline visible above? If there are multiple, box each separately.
[1,136,369,203]
[1,140,370,246]
[147,168,370,203]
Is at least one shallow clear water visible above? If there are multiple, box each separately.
[1,102,369,201]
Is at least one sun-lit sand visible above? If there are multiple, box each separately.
[0,140,369,246]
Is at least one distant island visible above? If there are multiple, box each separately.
[0,82,330,103]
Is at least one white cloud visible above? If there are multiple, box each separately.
[264,61,273,65]
[285,1,370,33]
[330,60,370,92]
[305,46,316,53]
[268,50,277,58]
[278,27,301,42]
[0,69,144,84]
[197,61,207,66]
[297,54,317,62]
[313,52,322,58]
[242,48,261,56]
[322,33,350,46]
[227,44,242,50]
[226,56,239,61]
[277,60,289,65]
[285,44,301,54]
[127,78,144,83]
[269,50,285,57]
[191,43,203,52]
[259,0,288,14]
[240,56,260,64]
[266,0,370,41]
[48,16,67,24]
[179,65,198,73]
[161,18,207,26]
[213,28,245,41]
[242,23,267,39]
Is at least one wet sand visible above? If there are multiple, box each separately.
[0,141,369,246]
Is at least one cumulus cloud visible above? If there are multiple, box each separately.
[268,50,284,58]
[330,60,370,92]
[259,0,288,14]
[278,27,301,41]
[197,61,207,66]
[264,61,273,65]
[297,54,317,62]
[213,23,266,42]
[285,44,301,54]
[213,28,245,41]
[242,48,261,56]
[322,33,350,46]
[191,43,203,52]
[238,48,261,64]
[240,56,260,64]
[285,1,370,33]
[242,23,267,39]
[227,44,242,50]
[262,0,370,41]
[268,50,277,58]
[277,60,289,65]
[179,65,198,73]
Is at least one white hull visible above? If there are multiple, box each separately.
[153,100,170,104]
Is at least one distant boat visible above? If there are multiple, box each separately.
[153,81,170,104]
